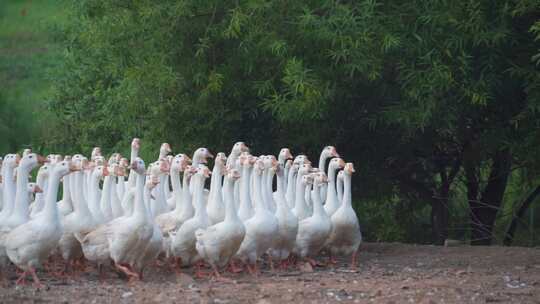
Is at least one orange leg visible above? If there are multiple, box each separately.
[28,267,44,289]
[228,259,243,273]
[15,270,28,285]
[115,263,139,281]
[350,250,358,269]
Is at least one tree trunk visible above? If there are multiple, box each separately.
[503,185,540,246]
[431,160,461,245]
[431,182,450,245]
[469,150,512,245]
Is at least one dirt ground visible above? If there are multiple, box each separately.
[1,242,539,304]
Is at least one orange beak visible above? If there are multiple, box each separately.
[33,185,44,193]
[37,155,48,165]
[102,166,110,177]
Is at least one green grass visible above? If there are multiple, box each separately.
[0,0,66,155]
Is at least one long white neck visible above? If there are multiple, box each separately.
[337,175,344,204]
[71,172,92,219]
[265,169,275,211]
[325,164,338,202]
[223,176,239,222]
[0,164,16,218]
[209,164,223,203]
[193,174,207,218]
[117,175,126,200]
[128,147,139,188]
[180,171,193,215]
[110,176,124,218]
[33,171,48,214]
[253,171,265,212]
[11,165,32,221]
[88,174,104,222]
[132,172,148,220]
[312,184,325,216]
[294,174,307,212]
[318,153,328,171]
[144,183,155,219]
[343,173,352,208]
[239,165,253,216]
[170,170,182,212]
[276,168,288,208]
[42,171,62,221]
[61,174,72,203]
[285,169,296,208]
[226,151,239,169]
[99,175,113,219]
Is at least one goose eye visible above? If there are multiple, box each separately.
[29,156,33,158]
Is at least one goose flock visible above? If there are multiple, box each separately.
[0,140,361,287]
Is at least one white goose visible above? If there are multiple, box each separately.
[59,156,96,272]
[336,170,344,205]
[323,157,345,216]
[236,158,279,275]
[5,159,77,287]
[155,154,191,234]
[326,163,362,268]
[3,153,43,228]
[80,157,154,280]
[0,154,19,223]
[317,146,339,201]
[268,160,298,268]
[195,168,245,279]
[29,163,49,217]
[149,158,170,217]
[292,163,314,221]
[127,138,141,189]
[133,172,163,279]
[285,160,297,209]
[225,142,249,205]
[207,152,227,224]
[87,165,108,225]
[109,163,126,219]
[294,172,332,266]
[237,154,255,221]
[171,165,211,273]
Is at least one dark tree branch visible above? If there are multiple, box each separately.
[503,185,540,246]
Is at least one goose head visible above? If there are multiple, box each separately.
[36,163,50,179]
[173,154,191,172]
[232,142,249,155]
[91,147,102,160]
[92,165,109,180]
[215,152,227,171]
[193,147,214,164]
[322,146,340,159]
[22,148,32,157]
[225,167,241,181]
[27,182,43,194]
[93,156,105,167]
[344,162,355,175]
[329,157,346,170]
[53,160,80,177]
[131,138,141,150]
[159,143,172,159]
[3,154,21,170]
[18,153,46,172]
[108,153,121,165]
[253,158,266,175]
[301,174,314,187]
[130,157,146,175]
[120,157,129,169]
[298,163,313,176]
[312,172,328,188]
[146,174,160,190]
[294,155,311,166]
[184,165,198,180]
[285,159,293,170]
[196,165,212,178]
[278,148,293,164]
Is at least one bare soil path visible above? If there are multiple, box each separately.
[1,243,539,303]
